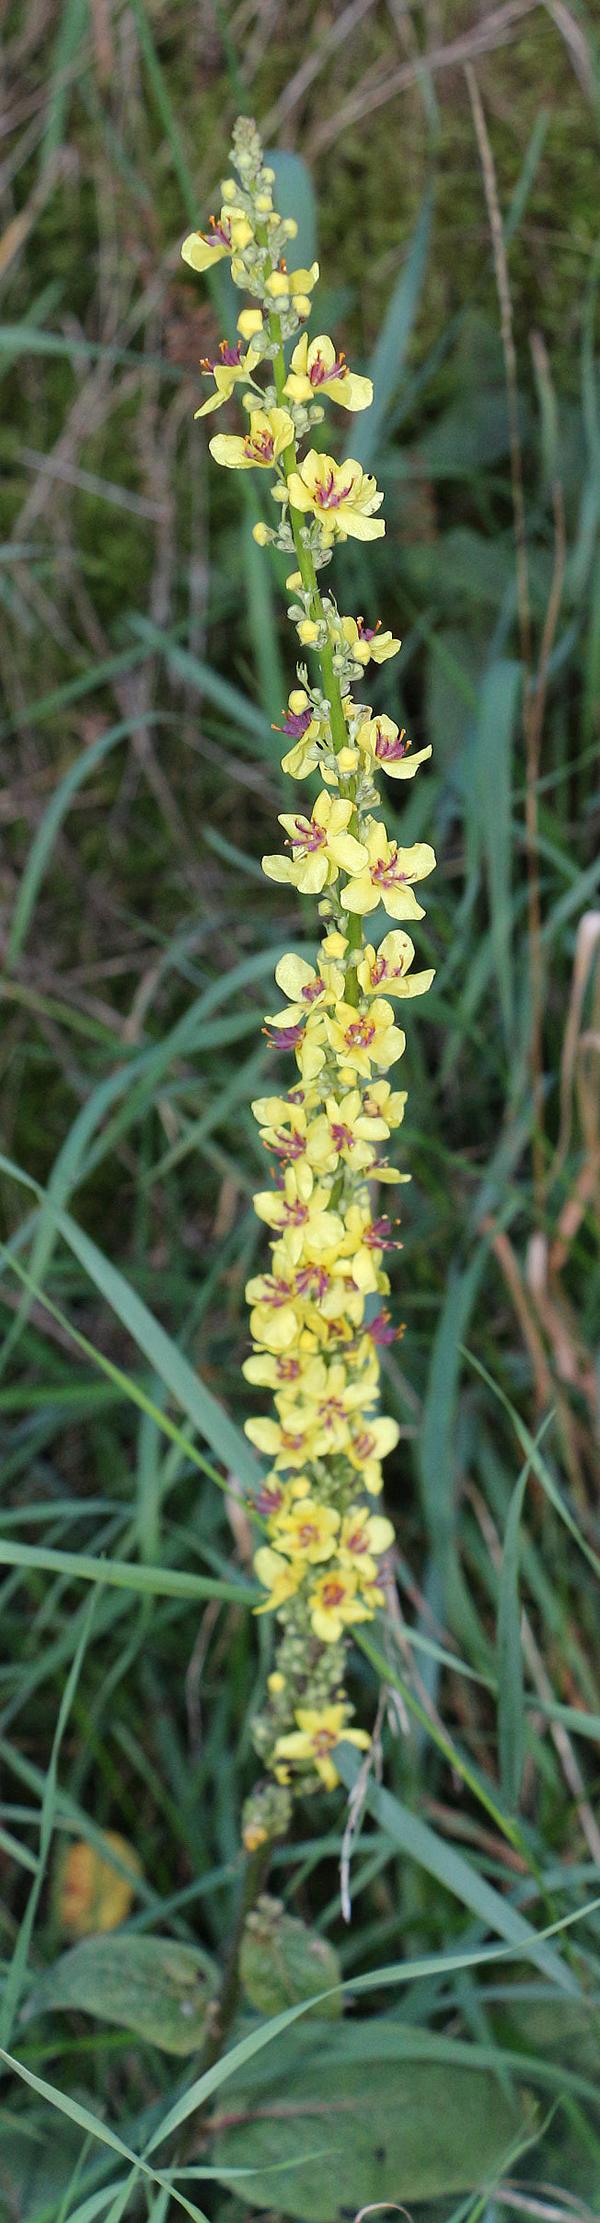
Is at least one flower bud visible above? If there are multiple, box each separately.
[288,688,309,713]
[298,619,319,644]
[238,307,264,338]
[293,294,311,318]
[253,521,271,545]
[265,270,289,299]
[220,178,237,200]
[282,218,298,238]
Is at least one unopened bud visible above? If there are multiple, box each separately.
[238,307,264,338]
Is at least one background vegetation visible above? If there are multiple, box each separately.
[0,2,599,2219]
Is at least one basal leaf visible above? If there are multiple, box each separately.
[24,1935,219,2056]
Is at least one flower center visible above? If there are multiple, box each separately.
[330,1121,353,1149]
[265,1022,304,1050]
[272,1126,305,1159]
[309,350,345,387]
[243,430,275,463]
[297,1520,319,1545]
[279,707,313,739]
[207,215,232,247]
[313,468,353,511]
[321,1579,345,1607]
[291,816,326,853]
[282,1199,309,1226]
[345,1019,375,1049]
[256,1482,284,1516]
[372,847,410,887]
[296,1264,329,1300]
[264,1276,292,1309]
[373,723,410,762]
[353,1431,375,1459]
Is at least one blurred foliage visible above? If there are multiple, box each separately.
[0,3,599,2220]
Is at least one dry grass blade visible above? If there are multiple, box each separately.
[308,0,539,153]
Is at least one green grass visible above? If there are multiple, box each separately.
[1,2,599,2218]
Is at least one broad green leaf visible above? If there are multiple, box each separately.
[240,1896,341,2019]
[25,1935,218,2055]
[345,187,432,470]
[212,2055,528,2217]
[267,150,317,275]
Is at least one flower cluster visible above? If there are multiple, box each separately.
[182,118,435,1833]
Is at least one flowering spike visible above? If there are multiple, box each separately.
[181,118,436,1808]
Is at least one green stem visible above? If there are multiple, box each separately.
[270,319,362,1002]
[182,1837,271,2156]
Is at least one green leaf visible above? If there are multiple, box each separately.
[266,150,317,275]
[212,2054,528,2217]
[345,187,433,470]
[497,1452,535,1808]
[7,715,156,967]
[0,1536,256,1605]
[335,1746,577,1992]
[24,1935,218,2056]
[240,1896,341,2019]
[472,658,521,1043]
[418,1249,487,1572]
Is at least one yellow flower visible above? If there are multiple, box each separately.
[284,334,372,413]
[340,615,401,665]
[253,1546,306,1612]
[274,689,323,778]
[262,791,367,895]
[357,932,435,1000]
[339,1201,401,1296]
[268,951,342,1022]
[252,1165,344,1263]
[181,209,252,270]
[308,1566,369,1643]
[242,1349,306,1390]
[348,1415,400,1494]
[274,1704,369,1791]
[286,452,385,543]
[325,997,405,1078]
[273,1496,340,1562]
[360,715,432,780]
[338,1507,395,1581]
[245,1271,301,1354]
[341,820,436,919]
[301,1087,388,1177]
[252,1097,337,1179]
[246,1410,320,1467]
[194,338,262,417]
[209,406,294,471]
[361,1078,407,1130]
